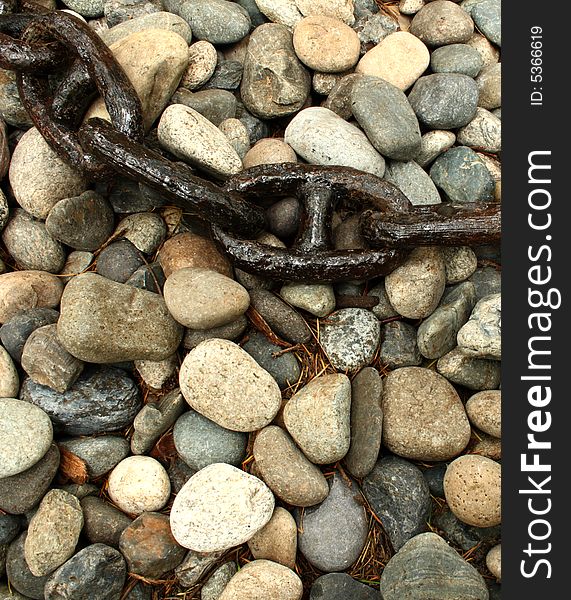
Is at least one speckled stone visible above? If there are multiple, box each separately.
[380,320,422,369]
[201,562,238,600]
[457,107,501,152]
[114,212,167,254]
[5,532,50,599]
[0,344,18,397]
[81,496,133,548]
[466,390,501,437]
[182,41,218,90]
[384,160,441,206]
[254,0,303,30]
[100,11,192,44]
[442,246,478,284]
[172,88,238,126]
[219,118,250,159]
[59,435,130,478]
[183,316,248,350]
[323,72,364,120]
[243,138,297,168]
[477,63,501,110]
[414,129,456,168]
[430,43,483,77]
[180,0,251,44]
[471,0,501,46]
[410,1,474,46]
[247,507,297,569]
[309,573,377,599]
[437,347,501,390]
[457,292,501,359]
[486,544,501,581]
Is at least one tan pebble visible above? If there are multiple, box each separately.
[469,434,501,461]
[248,507,297,569]
[466,32,500,69]
[486,544,501,581]
[466,390,501,438]
[219,118,250,159]
[182,40,218,90]
[0,345,19,397]
[410,1,474,47]
[399,0,425,15]
[442,246,478,284]
[243,138,297,169]
[476,63,501,110]
[295,0,355,25]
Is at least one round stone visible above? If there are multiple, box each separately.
[201,562,238,600]
[100,11,193,45]
[457,107,501,152]
[296,0,355,24]
[436,347,501,390]
[414,130,456,168]
[6,532,51,599]
[382,367,471,461]
[219,118,250,159]
[182,41,217,90]
[0,398,53,479]
[309,573,377,600]
[59,436,130,479]
[466,390,501,438]
[108,456,171,515]
[444,455,501,527]
[80,496,132,548]
[247,507,297,569]
[410,0,474,47]
[243,138,297,169]
[486,544,501,581]
[471,0,501,46]
[442,246,478,284]
[170,463,275,552]
[457,292,501,359]
[430,43,483,77]
[280,282,335,317]
[180,0,251,44]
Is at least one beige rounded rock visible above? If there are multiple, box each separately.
[243,138,297,169]
[470,433,501,461]
[255,0,304,30]
[134,354,178,390]
[356,31,430,91]
[293,16,360,73]
[219,118,250,159]
[385,247,446,319]
[457,107,501,153]
[0,345,19,398]
[179,339,282,432]
[248,507,297,569]
[410,1,474,47]
[108,456,171,515]
[164,268,250,329]
[476,63,501,110]
[218,559,303,600]
[466,389,501,438]
[295,0,355,25]
[414,129,456,168]
[382,367,471,461]
[0,270,63,324]
[182,40,218,90]
[442,246,478,284]
[399,0,425,15]
[158,232,232,278]
[9,127,88,220]
[444,455,501,527]
[486,544,501,581]
[170,464,275,552]
[467,32,500,69]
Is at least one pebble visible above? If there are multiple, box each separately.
[254,0,303,29]
[96,240,146,283]
[457,107,501,153]
[351,76,421,161]
[200,564,237,600]
[293,16,360,73]
[0,345,18,397]
[242,138,297,168]
[399,0,425,15]
[422,463,447,498]
[8,127,88,220]
[114,212,167,254]
[158,104,243,178]
[101,10,192,44]
[0,444,60,515]
[380,532,489,600]
[43,543,126,600]
[45,191,113,253]
[119,512,185,578]
[443,246,478,284]
[284,373,351,464]
[171,463,274,551]
[363,456,431,550]
[180,0,250,44]
[159,231,232,278]
[323,72,363,119]
[266,197,301,239]
[296,0,355,24]
[408,73,479,129]
[104,0,162,28]
[310,573,378,600]
[172,88,238,125]
[433,505,500,551]
[312,71,345,95]
[430,146,495,203]
[0,398,53,479]
[444,455,501,527]
[219,118,250,159]
[457,292,501,359]
[466,389,501,437]
[59,435,130,479]
[356,31,430,90]
[486,544,501,580]
[105,177,161,214]
[414,130,456,168]
[253,426,329,507]
[218,559,302,600]
[471,0,501,46]
[385,160,441,206]
[0,189,7,232]
[57,273,183,363]
[0,514,20,545]
[466,30,499,68]
[164,268,250,329]
[430,43,483,77]
[2,209,66,274]
[81,496,132,548]
[199,58,243,91]
[183,316,248,349]
[247,507,297,569]
[134,354,177,389]
[319,308,380,371]
[470,432,501,460]
[382,367,471,460]
[5,532,50,599]
[169,459,197,495]
[24,489,83,577]
[126,262,166,294]
[297,473,368,572]
[241,23,310,118]
[469,266,501,301]
[180,339,282,432]
[0,69,33,129]
[285,106,386,177]
[249,288,311,344]
[477,63,501,109]
[410,0,474,46]
[417,281,477,359]
[21,366,141,435]
[182,41,218,90]
[242,331,301,389]
[280,282,335,317]
[437,346,501,390]
[380,320,422,368]
[367,280,398,320]
[385,247,446,319]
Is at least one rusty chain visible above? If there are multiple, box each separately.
[0,4,501,282]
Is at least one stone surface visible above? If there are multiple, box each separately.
[309,573,377,600]
[201,562,237,600]
[457,292,501,359]
[182,41,218,90]
[466,389,501,437]
[323,72,364,119]
[170,463,275,552]
[284,107,385,177]
[173,88,238,126]
[0,344,18,397]
[100,10,192,44]
[21,366,141,435]
[96,240,145,283]
[180,0,251,44]
[457,107,501,152]
[104,0,162,28]
[414,129,456,168]
[280,282,336,317]
[410,0,474,46]
[363,456,431,550]
[477,63,501,110]
[174,549,225,588]
[183,316,248,349]
[114,212,167,255]
[57,273,183,363]
[380,320,422,369]
[5,532,50,599]
[59,435,130,478]
[81,496,132,548]
[135,354,177,390]
[431,43,483,77]
[469,266,501,301]
[384,160,441,206]
[437,347,501,390]
[179,339,282,432]
[382,367,471,460]
[253,426,329,507]
[443,246,478,284]
[444,455,501,527]
[0,514,20,545]
[243,138,297,168]
[219,118,250,159]
[284,373,351,464]
[24,489,83,577]
[247,507,297,569]
[487,544,501,580]
[380,532,489,600]
[254,0,303,30]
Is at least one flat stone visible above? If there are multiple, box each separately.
[114,212,167,255]
[364,456,431,551]
[5,532,50,599]
[20,365,141,435]
[0,344,18,397]
[284,107,386,177]
[356,31,429,90]
[100,11,192,45]
[180,0,250,44]
[172,88,238,126]
[457,292,501,359]
[466,389,501,438]
[382,367,471,460]
[170,463,275,552]
[253,426,329,507]
[380,320,422,368]
[380,532,489,600]
[284,373,351,464]
[471,0,500,46]
[431,43,483,77]
[410,0,474,46]
[309,573,378,600]
[243,138,297,168]
[477,63,501,109]
[202,562,238,600]
[24,489,83,577]
[57,273,183,363]
[254,0,303,30]
[297,474,368,572]
[247,507,297,569]
[119,512,186,578]
[8,127,87,220]
[81,496,132,548]
[414,130,456,168]
[134,354,177,389]
[436,347,501,390]
[384,160,441,206]
[59,435,129,479]
[183,316,248,349]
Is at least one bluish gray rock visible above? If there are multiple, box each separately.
[171,89,238,126]
[310,573,378,599]
[59,436,130,478]
[469,266,501,301]
[104,0,162,28]
[385,160,441,206]
[380,320,422,369]
[436,347,501,390]
[433,508,500,552]
[5,532,50,600]
[430,43,484,77]
[180,0,251,44]
[0,514,21,545]
[472,0,501,46]
[96,240,146,284]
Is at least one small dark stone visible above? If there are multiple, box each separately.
[168,458,196,494]
[235,0,267,27]
[310,573,378,600]
[469,266,501,301]
[171,89,237,126]
[432,508,501,552]
[203,60,244,90]
[379,321,422,369]
[0,514,21,545]
[126,261,166,293]
[96,239,146,283]
[183,315,248,349]
[103,177,162,214]
[421,463,447,498]
[5,532,50,600]
[265,197,301,240]
[235,103,271,143]
[44,543,127,600]
[59,436,130,478]
[81,496,133,549]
